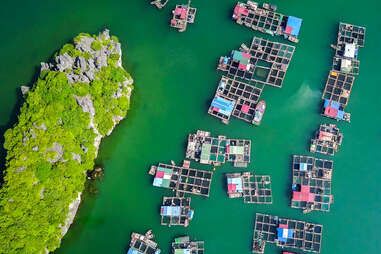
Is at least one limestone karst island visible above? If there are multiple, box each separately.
[0,1,379,254]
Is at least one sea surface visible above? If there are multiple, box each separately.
[1,0,381,253]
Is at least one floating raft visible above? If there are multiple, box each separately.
[217,37,295,88]
[151,161,213,197]
[127,231,161,254]
[160,196,194,227]
[170,0,197,32]
[322,22,366,122]
[186,130,251,167]
[291,155,334,213]
[150,0,169,9]
[232,1,302,43]
[252,213,323,253]
[208,76,265,125]
[226,172,272,204]
[310,124,343,156]
[172,236,204,254]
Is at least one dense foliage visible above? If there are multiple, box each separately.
[0,32,133,253]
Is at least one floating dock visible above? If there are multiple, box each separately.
[208,76,265,124]
[217,37,295,88]
[310,124,343,156]
[232,1,302,43]
[127,230,161,254]
[322,22,366,122]
[252,213,323,253]
[170,0,197,32]
[151,0,169,9]
[291,155,333,213]
[160,196,194,227]
[151,161,213,197]
[226,172,272,204]
[186,130,251,167]
[172,236,204,254]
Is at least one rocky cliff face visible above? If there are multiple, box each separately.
[0,29,133,254]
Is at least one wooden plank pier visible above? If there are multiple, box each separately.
[252,213,323,253]
[186,130,251,167]
[226,172,272,204]
[291,155,334,213]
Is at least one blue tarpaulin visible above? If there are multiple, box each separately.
[337,110,344,119]
[277,228,293,242]
[331,100,340,110]
[127,248,144,254]
[161,206,181,216]
[211,96,235,117]
[324,99,330,108]
[286,16,302,37]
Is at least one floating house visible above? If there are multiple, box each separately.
[186,130,251,167]
[127,231,161,254]
[217,37,295,88]
[252,213,323,253]
[321,99,350,122]
[170,1,197,32]
[226,172,272,204]
[291,155,334,212]
[150,161,213,197]
[172,236,204,254]
[232,1,302,43]
[208,76,265,125]
[160,196,194,227]
[310,124,343,156]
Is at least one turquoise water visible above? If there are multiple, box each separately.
[1,0,381,253]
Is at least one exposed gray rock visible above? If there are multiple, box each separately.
[33,122,47,131]
[40,188,45,199]
[60,192,81,236]
[46,142,63,163]
[80,144,88,153]
[40,62,53,72]
[32,146,39,152]
[14,166,26,173]
[21,86,29,95]
[72,152,81,163]
[66,73,90,84]
[55,53,75,72]
[74,56,87,72]
[75,36,95,53]
[74,94,95,118]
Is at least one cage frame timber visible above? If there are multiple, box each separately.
[321,71,355,107]
[186,130,251,167]
[127,231,161,254]
[208,76,266,124]
[160,196,194,227]
[232,1,301,43]
[217,37,295,88]
[252,213,323,253]
[226,172,272,204]
[151,162,213,197]
[310,124,343,156]
[172,236,204,254]
[291,155,334,212]
[337,22,366,48]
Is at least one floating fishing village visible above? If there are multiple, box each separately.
[122,2,366,254]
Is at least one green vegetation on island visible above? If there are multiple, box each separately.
[0,30,133,253]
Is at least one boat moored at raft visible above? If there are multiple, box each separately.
[253,100,266,126]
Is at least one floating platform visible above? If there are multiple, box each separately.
[226,172,272,204]
[232,1,302,43]
[160,196,194,227]
[170,1,197,32]
[208,76,265,125]
[310,124,343,156]
[337,22,366,48]
[252,213,323,253]
[172,236,204,254]
[217,37,295,88]
[321,99,350,122]
[322,71,355,107]
[291,155,334,213]
[186,130,251,167]
[127,231,161,254]
[151,161,213,197]
[151,0,169,9]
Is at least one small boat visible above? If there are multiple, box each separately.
[252,100,266,126]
